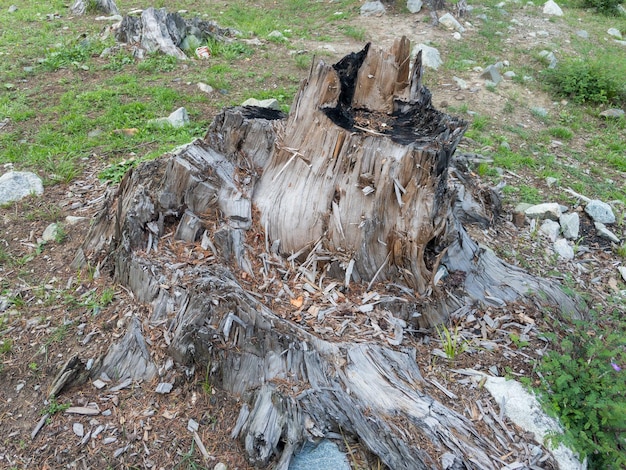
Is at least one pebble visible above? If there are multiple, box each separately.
[73,422,84,437]
[594,222,620,243]
[585,199,615,224]
[155,382,173,394]
[103,437,117,445]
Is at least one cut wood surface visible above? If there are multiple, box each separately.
[78,38,584,468]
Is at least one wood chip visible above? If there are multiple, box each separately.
[65,406,100,416]
[31,413,49,440]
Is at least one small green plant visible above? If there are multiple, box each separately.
[0,338,12,354]
[340,26,366,41]
[543,58,626,106]
[43,397,71,416]
[173,440,210,470]
[98,158,138,183]
[436,324,467,360]
[206,38,253,60]
[616,244,626,259]
[536,321,626,469]
[509,333,530,349]
[28,361,38,372]
[576,0,623,14]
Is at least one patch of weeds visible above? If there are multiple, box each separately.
[173,440,210,470]
[293,53,313,70]
[542,57,626,106]
[43,397,71,416]
[0,338,12,355]
[509,333,530,349]
[470,114,490,132]
[206,38,253,60]
[104,51,135,71]
[201,363,213,395]
[576,0,624,14]
[41,40,101,72]
[548,127,574,140]
[615,244,626,259]
[436,324,467,360]
[340,25,366,41]
[536,320,626,469]
[98,158,138,183]
[137,53,178,73]
[518,185,542,204]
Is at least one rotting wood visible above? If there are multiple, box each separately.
[76,38,585,469]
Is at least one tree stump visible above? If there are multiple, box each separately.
[77,38,584,469]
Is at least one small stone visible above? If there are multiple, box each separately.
[607,28,623,39]
[103,437,117,445]
[439,13,466,32]
[543,0,563,16]
[538,50,557,68]
[65,406,100,416]
[187,419,199,432]
[503,71,516,79]
[8,5,18,13]
[407,0,423,13]
[413,44,442,70]
[93,379,107,389]
[576,30,589,39]
[167,107,189,128]
[65,215,88,225]
[73,422,84,437]
[618,266,626,283]
[525,202,561,220]
[453,32,462,40]
[360,1,386,16]
[288,439,350,470]
[155,382,173,394]
[594,222,621,243]
[531,106,548,118]
[88,128,105,138]
[453,76,468,89]
[540,219,560,242]
[267,30,287,41]
[545,176,558,186]
[553,239,574,260]
[480,65,502,85]
[214,463,228,470]
[197,82,214,94]
[0,171,44,205]
[585,199,615,224]
[559,212,580,239]
[599,108,625,119]
[241,98,281,110]
[41,223,59,242]
[16,383,25,392]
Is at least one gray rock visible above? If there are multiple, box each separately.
[503,71,516,79]
[514,202,533,213]
[599,108,625,119]
[585,199,615,224]
[594,222,621,243]
[607,27,623,39]
[453,76,468,89]
[531,106,548,117]
[0,171,44,205]
[65,215,89,225]
[538,50,557,68]
[545,176,558,186]
[241,98,281,110]
[149,107,189,128]
[42,223,60,242]
[480,65,503,84]
[213,464,228,470]
[155,382,173,394]
[559,212,580,239]
[576,30,589,39]
[288,440,350,470]
[8,5,18,13]
[360,1,386,16]
[73,422,84,437]
[618,266,626,283]
[439,13,466,32]
[413,44,442,70]
[554,238,574,260]
[407,0,423,13]
[197,82,214,94]
[543,0,563,15]
[267,30,287,41]
[540,219,560,242]
[525,202,561,220]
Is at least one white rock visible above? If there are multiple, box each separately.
[585,199,615,224]
[360,1,386,16]
[540,219,560,242]
[412,44,442,70]
[41,223,60,242]
[155,382,173,394]
[525,202,561,220]
[241,98,281,110]
[93,379,107,389]
[73,422,84,437]
[554,238,574,260]
[594,222,621,243]
[0,171,44,205]
[607,27,623,39]
[453,76,468,89]
[439,13,466,32]
[167,107,189,128]
[214,463,228,470]
[543,0,563,16]
[618,266,626,283]
[267,30,286,40]
[65,215,88,225]
[197,82,214,94]
[480,376,585,470]
[407,0,423,13]
[559,212,580,239]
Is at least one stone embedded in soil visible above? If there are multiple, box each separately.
[594,222,621,243]
[540,219,560,242]
[543,0,563,16]
[619,266,626,283]
[73,422,84,437]
[413,44,442,69]
[599,108,625,119]
[360,0,386,16]
[553,238,574,260]
[407,0,423,13]
[0,170,44,205]
[439,13,465,33]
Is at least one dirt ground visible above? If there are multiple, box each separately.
[1,2,624,470]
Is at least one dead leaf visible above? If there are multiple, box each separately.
[290,296,303,308]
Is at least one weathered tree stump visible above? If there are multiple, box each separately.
[77,38,584,469]
[70,0,119,16]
